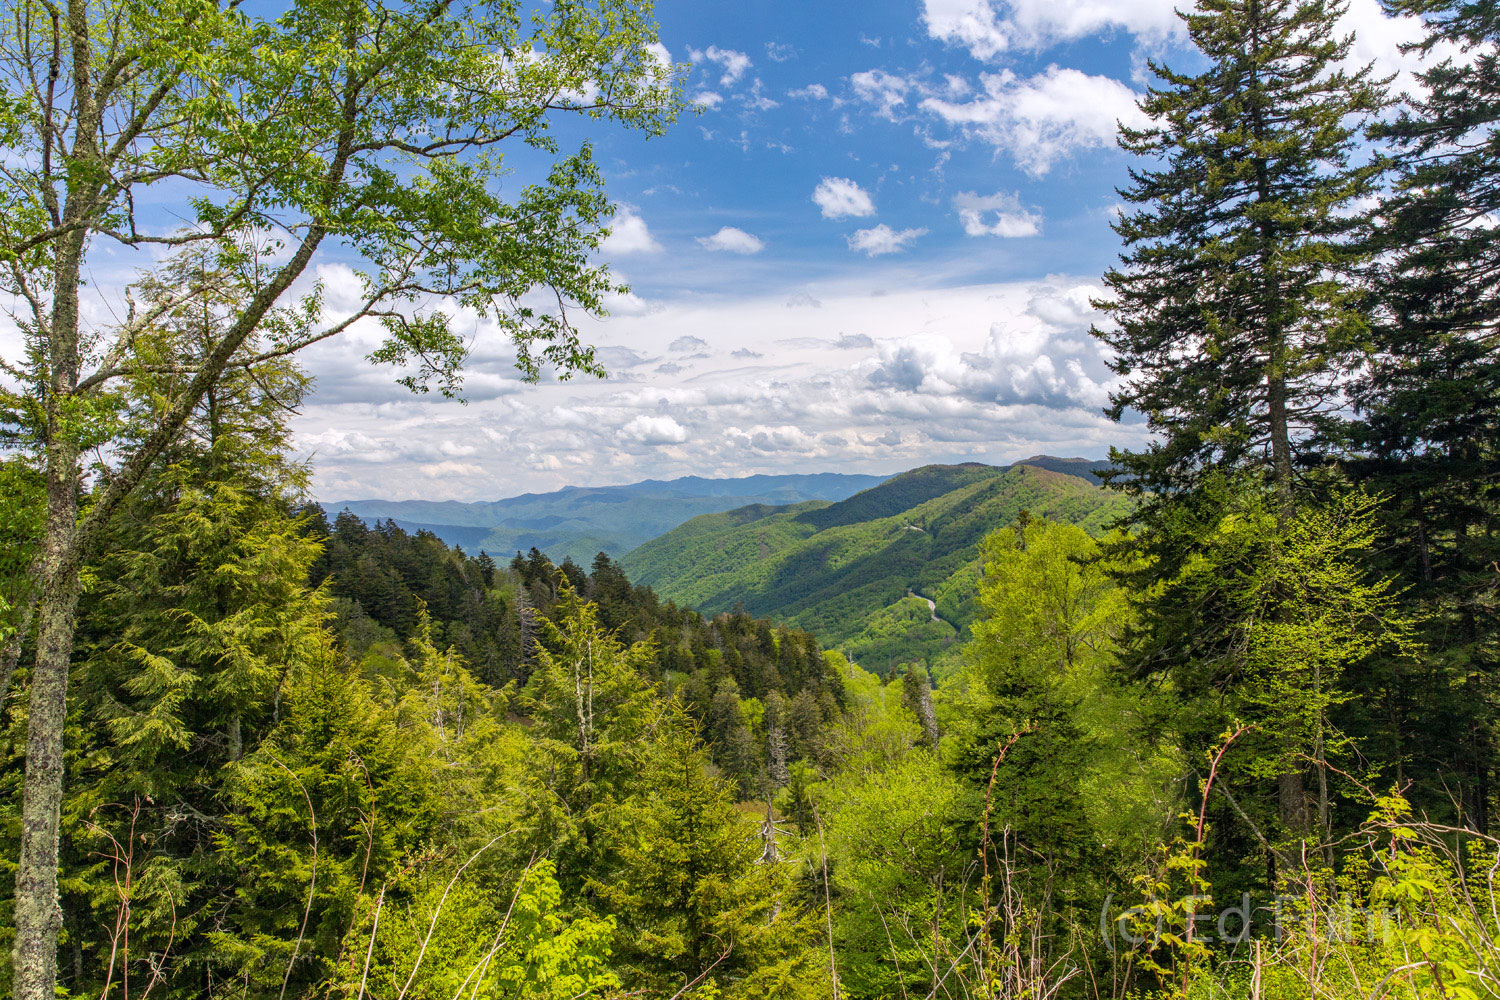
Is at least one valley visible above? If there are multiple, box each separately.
[620,459,1131,674]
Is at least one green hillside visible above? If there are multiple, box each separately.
[621,462,1132,673]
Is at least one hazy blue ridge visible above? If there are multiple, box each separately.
[322,472,889,565]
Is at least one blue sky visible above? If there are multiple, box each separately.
[282,0,1435,499]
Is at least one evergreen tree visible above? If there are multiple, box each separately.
[1095,0,1392,853]
[1097,0,1388,514]
[1328,0,1500,831]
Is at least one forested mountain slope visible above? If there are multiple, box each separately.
[324,472,887,564]
[621,462,1132,672]
[306,508,844,707]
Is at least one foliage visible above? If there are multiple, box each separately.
[1097,0,1388,505]
[623,463,1133,672]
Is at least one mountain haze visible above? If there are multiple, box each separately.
[621,461,1131,673]
[324,472,889,565]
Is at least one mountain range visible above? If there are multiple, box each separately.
[619,458,1128,673]
[323,472,889,565]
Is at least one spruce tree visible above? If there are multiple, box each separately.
[1096,0,1388,515]
[1095,0,1390,850]
[1329,0,1500,830]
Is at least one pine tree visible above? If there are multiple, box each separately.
[1096,0,1388,515]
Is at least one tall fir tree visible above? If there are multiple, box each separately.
[1094,0,1391,849]
[1096,0,1388,516]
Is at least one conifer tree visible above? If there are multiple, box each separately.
[1329,0,1500,830]
[1095,0,1390,850]
[1097,0,1388,515]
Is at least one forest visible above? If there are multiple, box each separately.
[0,0,1498,998]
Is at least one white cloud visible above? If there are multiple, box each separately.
[622,414,688,445]
[738,79,780,112]
[419,460,485,478]
[726,424,819,454]
[923,0,1445,99]
[1339,0,1454,96]
[1004,0,1184,49]
[813,177,876,219]
[292,279,1142,501]
[869,320,1114,410]
[669,335,710,353]
[922,66,1147,175]
[790,83,830,100]
[602,288,652,317]
[646,42,674,69]
[601,207,662,255]
[697,226,766,254]
[1027,282,1106,331]
[850,69,912,119]
[693,90,724,109]
[690,44,753,86]
[922,0,1010,60]
[953,190,1042,237]
[766,42,797,62]
[921,0,1184,59]
[847,224,929,256]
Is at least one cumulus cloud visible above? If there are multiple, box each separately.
[689,44,753,85]
[869,326,1113,411]
[1339,0,1456,96]
[293,280,1142,502]
[923,0,1441,97]
[922,0,1010,60]
[847,224,929,256]
[925,0,1184,56]
[303,428,388,459]
[953,190,1042,237]
[697,226,766,254]
[601,207,662,255]
[737,79,780,112]
[921,66,1147,176]
[726,424,819,454]
[602,288,652,317]
[789,83,830,100]
[622,413,688,445]
[1027,282,1106,331]
[813,177,876,219]
[693,90,724,109]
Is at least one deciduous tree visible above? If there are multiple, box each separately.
[0,0,679,992]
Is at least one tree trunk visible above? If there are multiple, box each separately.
[14,2,95,976]
[1267,354,1295,519]
[1278,770,1309,843]
[13,441,83,1000]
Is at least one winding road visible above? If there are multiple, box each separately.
[907,588,946,626]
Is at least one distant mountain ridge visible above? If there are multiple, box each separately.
[620,459,1130,673]
[323,472,890,565]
